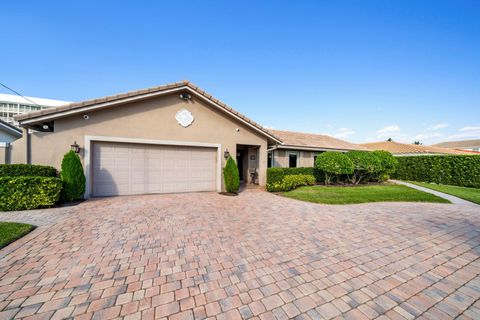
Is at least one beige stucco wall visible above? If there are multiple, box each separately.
[12,93,268,192]
[272,149,317,168]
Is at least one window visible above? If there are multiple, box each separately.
[288,152,298,168]
[268,151,273,168]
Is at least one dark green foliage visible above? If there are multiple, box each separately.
[315,152,354,184]
[0,176,62,211]
[60,151,86,201]
[267,174,316,192]
[267,167,323,184]
[0,164,57,177]
[392,155,480,188]
[371,150,398,181]
[346,151,381,184]
[223,156,240,193]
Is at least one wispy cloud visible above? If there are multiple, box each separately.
[459,126,480,131]
[412,132,444,141]
[427,123,448,131]
[333,127,355,139]
[377,125,400,134]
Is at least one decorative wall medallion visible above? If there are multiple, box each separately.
[175,109,194,127]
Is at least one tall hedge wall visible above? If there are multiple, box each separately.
[392,155,480,188]
[0,164,57,177]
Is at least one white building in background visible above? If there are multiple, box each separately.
[0,93,70,128]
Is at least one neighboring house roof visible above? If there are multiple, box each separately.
[270,129,368,151]
[14,80,281,143]
[360,141,474,155]
[0,119,22,138]
[431,139,480,149]
[0,93,70,106]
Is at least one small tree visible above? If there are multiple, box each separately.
[371,150,398,181]
[223,156,240,193]
[315,152,354,185]
[346,151,381,184]
[60,150,86,201]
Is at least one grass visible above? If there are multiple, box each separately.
[0,222,36,249]
[282,184,451,205]
[409,182,480,205]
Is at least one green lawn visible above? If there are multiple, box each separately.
[409,182,480,205]
[282,184,450,205]
[0,222,36,249]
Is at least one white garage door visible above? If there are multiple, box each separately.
[92,142,217,197]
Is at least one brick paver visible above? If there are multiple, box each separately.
[0,190,479,319]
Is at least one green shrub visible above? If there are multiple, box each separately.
[267,174,315,192]
[371,150,398,181]
[392,155,480,188]
[0,176,62,211]
[315,152,354,184]
[346,151,381,184]
[223,156,240,193]
[0,164,57,177]
[60,151,86,201]
[267,167,323,184]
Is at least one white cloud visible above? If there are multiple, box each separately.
[333,127,355,139]
[446,125,480,140]
[377,125,400,135]
[427,123,448,131]
[459,126,480,131]
[412,132,444,141]
[263,125,275,129]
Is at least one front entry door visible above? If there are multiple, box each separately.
[236,151,244,181]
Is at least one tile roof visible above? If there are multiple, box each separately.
[14,80,281,143]
[431,139,480,149]
[360,141,474,155]
[270,129,368,151]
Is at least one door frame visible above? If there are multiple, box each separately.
[84,135,222,198]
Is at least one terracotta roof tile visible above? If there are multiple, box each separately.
[431,139,480,149]
[360,141,472,155]
[270,129,367,151]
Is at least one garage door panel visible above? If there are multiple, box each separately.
[92,142,217,197]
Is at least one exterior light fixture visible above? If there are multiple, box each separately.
[71,141,80,153]
[179,93,192,100]
[224,149,230,159]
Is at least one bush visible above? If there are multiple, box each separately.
[267,174,316,192]
[267,167,323,184]
[0,164,57,177]
[392,155,480,188]
[315,152,354,184]
[223,156,240,193]
[371,150,398,182]
[60,151,86,202]
[346,151,381,184]
[0,176,62,211]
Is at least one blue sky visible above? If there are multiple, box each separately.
[2,0,479,144]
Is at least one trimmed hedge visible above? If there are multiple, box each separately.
[0,176,62,211]
[267,167,323,184]
[0,164,57,177]
[223,156,240,193]
[392,155,480,188]
[60,151,86,201]
[267,174,316,192]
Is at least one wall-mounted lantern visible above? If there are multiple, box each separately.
[71,141,80,153]
[224,149,230,159]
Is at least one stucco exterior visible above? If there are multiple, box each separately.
[12,93,269,194]
[271,149,317,168]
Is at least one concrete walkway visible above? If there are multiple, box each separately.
[391,180,475,205]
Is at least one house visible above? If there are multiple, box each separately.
[0,119,22,164]
[360,140,475,156]
[268,129,368,168]
[431,139,480,152]
[12,81,365,197]
[0,93,70,128]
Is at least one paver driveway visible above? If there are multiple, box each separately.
[0,190,479,320]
